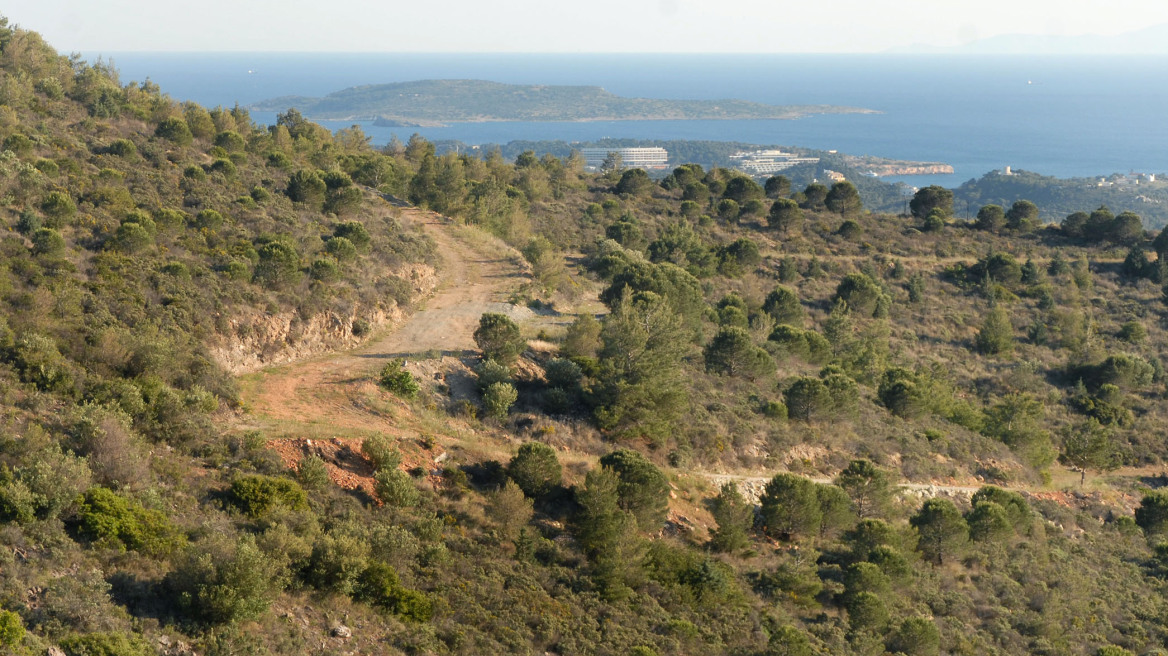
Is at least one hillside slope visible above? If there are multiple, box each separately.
[5,17,1168,656]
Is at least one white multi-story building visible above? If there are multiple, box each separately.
[579,147,669,170]
[728,149,820,175]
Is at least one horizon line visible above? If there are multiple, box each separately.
[75,49,1168,56]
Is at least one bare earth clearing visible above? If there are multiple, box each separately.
[237,208,540,491]
[236,207,1151,512]
[243,208,528,428]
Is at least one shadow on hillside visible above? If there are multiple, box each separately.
[1140,473,1168,489]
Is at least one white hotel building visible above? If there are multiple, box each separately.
[578,147,669,171]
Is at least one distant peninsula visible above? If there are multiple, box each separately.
[250,79,877,124]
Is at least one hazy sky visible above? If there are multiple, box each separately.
[7,0,1168,53]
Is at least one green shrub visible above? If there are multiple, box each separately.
[107,138,136,157]
[877,367,927,418]
[250,185,272,203]
[114,222,152,253]
[59,632,152,656]
[0,478,38,524]
[766,626,813,656]
[287,169,326,207]
[966,500,1012,543]
[307,532,370,595]
[374,469,418,507]
[16,210,41,234]
[843,561,891,601]
[309,258,340,282]
[209,158,237,179]
[167,535,284,625]
[762,400,788,420]
[1092,353,1154,390]
[228,475,309,518]
[356,561,434,622]
[922,209,945,232]
[194,209,224,230]
[474,358,511,391]
[325,186,363,215]
[482,381,517,420]
[378,359,419,398]
[763,286,804,326]
[35,76,64,99]
[297,455,330,491]
[975,305,1014,355]
[0,610,22,648]
[768,326,831,364]
[833,272,889,318]
[704,326,773,378]
[361,434,402,472]
[507,442,562,498]
[154,117,193,146]
[544,357,583,389]
[474,313,526,364]
[31,227,66,256]
[888,616,941,656]
[214,130,246,152]
[267,151,292,169]
[76,487,185,555]
[41,190,76,221]
[846,590,889,631]
[3,133,33,156]
[708,483,753,554]
[322,169,354,189]
[838,219,863,240]
[971,485,1031,529]
[325,235,358,261]
[542,387,572,413]
[12,333,74,392]
[1118,321,1146,344]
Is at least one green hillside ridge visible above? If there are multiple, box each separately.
[251,78,877,122]
[956,168,1168,228]
[8,14,1168,656]
[437,137,918,211]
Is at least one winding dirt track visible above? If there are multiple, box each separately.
[241,208,529,433]
[237,207,1138,504]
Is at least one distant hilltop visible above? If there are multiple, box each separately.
[250,79,877,124]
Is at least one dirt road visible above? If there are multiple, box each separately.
[240,208,531,434]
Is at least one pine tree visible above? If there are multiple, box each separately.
[709,483,754,553]
[759,474,822,541]
[910,498,968,565]
[835,459,893,519]
[975,305,1014,355]
[573,468,643,600]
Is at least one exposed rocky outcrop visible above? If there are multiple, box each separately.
[866,163,955,176]
[209,264,437,374]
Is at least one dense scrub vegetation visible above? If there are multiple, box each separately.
[6,17,1168,656]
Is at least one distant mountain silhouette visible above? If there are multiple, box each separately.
[893,23,1168,55]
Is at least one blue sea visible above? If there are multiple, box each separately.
[93,52,1168,188]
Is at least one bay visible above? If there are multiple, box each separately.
[93,52,1168,188]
